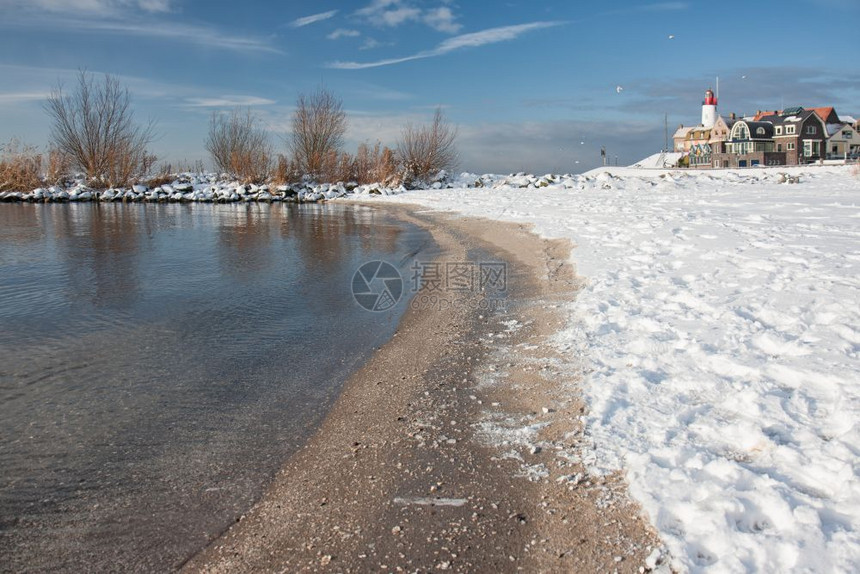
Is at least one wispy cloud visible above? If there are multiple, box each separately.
[330,21,563,69]
[327,28,360,40]
[0,0,279,53]
[0,91,51,104]
[0,0,172,14]
[289,10,338,28]
[355,0,461,33]
[184,95,276,107]
[638,2,688,10]
[0,15,281,54]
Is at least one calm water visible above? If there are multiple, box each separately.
[0,202,435,572]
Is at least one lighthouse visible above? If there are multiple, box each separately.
[702,88,717,128]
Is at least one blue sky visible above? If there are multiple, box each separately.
[0,0,858,173]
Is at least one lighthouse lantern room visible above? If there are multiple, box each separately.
[702,88,718,129]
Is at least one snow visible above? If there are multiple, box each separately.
[365,165,860,573]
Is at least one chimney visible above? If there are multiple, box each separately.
[730,112,736,120]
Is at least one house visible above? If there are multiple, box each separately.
[712,120,785,167]
[827,122,860,158]
[757,108,827,164]
[708,114,736,155]
[685,126,713,167]
[673,125,694,153]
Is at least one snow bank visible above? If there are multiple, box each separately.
[0,174,410,204]
[366,165,860,573]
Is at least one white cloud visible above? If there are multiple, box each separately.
[355,0,460,32]
[184,95,276,108]
[423,7,460,33]
[327,28,360,40]
[360,37,384,50]
[135,0,170,12]
[330,21,564,69]
[0,14,281,53]
[289,10,338,28]
[0,0,171,13]
[0,92,51,104]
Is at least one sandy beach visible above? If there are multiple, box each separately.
[181,205,659,573]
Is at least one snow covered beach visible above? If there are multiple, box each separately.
[3,165,858,571]
[364,165,860,573]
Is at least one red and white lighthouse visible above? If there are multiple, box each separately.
[702,88,718,128]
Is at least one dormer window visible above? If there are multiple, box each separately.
[776,126,783,135]
[786,125,796,135]
[806,126,816,135]
[756,127,766,136]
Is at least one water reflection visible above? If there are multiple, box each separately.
[0,202,435,572]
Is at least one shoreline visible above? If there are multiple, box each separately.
[182,205,660,572]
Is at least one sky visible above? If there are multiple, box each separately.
[0,0,858,174]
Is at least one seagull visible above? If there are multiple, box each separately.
[616,85,624,94]
[668,34,675,39]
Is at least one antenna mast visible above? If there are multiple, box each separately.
[664,113,669,152]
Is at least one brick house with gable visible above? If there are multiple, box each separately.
[756,108,827,164]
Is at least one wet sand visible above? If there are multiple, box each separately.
[182,206,660,573]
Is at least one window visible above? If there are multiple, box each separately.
[786,125,796,135]
[788,142,796,150]
[756,127,766,136]
[732,123,750,141]
[777,144,783,151]
[806,125,817,135]
[775,126,783,135]
[844,131,853,139]
[832,145,838,153]
[803,140,821,157]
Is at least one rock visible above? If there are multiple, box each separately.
[132,184,148,193]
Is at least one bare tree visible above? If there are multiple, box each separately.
[290,87,347,181]
[205,108,273,184]
[44,70,156,188]
[397,107,458,185]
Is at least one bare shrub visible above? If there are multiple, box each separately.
[355,142,399,185]
[397,107,458,185]
[205,108,273,184]
[0,139,43,192]
[146,162,175,188]
[332,151,356,182]
[271,154,300,185]
[45,70,156,188]
[290,87,347,181]
[46,147,71,185]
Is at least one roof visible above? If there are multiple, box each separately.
[753,110,781,121]
[840,115,857,124]
[826,123,845,137]
[732,120,775,140]
[673,126,694,139]
[685,128,712,140]
[757,109,820,128]
[810,107,839,123]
